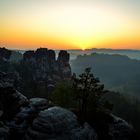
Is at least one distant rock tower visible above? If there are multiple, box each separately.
[22,48,71,97]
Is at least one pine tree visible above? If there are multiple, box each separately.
[72,67,106,119]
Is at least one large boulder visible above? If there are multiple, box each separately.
[109,114,137,140]
[85,110,138,140]
[0,71,28,120]
[0,86,28,120]
[24,107,97,140]
[7,98,52,140]
[29,98,49,111]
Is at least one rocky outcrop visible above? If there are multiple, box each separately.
[29,98,51,111]
[0,48,71,97]
[0,47,11,61]
[0,48,12,73]
[0,86,28,120]
[0,122,9,140]
[84,110,138,140]
[0,82,138,140]
[24,107,97,140]
[0,71,20,88]
[22,48,71,81]
[0,72,28,120]
[57,50,71,79]
[109,114,136,140]
[8,98,50,140]
[20,48,71,97]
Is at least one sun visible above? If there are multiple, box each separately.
[43,3,125,49]
[81,47,86,51]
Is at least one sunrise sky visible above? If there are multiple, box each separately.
[0,0,140,50]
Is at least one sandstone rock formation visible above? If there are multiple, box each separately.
[0,47,11,61]
[0,48,71,97]
[109,114,135,140]
[20,48,71,97]
[0,72,28,120]
[0,48,12,73]
[0,78,138,140]
[0,86,28,120]
[22,48,71,81]
[0,71,20,88]
[8,98,50,140]
[57,50,71,79]
[0,49,139,140]
[24,107,97,140]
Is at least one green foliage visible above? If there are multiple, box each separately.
[75,67,105,106]
[72,67,107,119]
[51,81,77,108]
[71,53,140,100]
[51,67,110,122]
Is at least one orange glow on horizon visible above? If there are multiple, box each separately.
[81,47,86,51]
[1,1,140,50]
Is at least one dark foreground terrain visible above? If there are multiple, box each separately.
[0,71,138,140]
[0,47,139,140]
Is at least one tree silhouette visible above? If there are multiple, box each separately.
[72,67,106,119]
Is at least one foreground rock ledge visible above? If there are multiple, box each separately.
[24,107,97,140]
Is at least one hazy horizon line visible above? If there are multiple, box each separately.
[4,47,140,51]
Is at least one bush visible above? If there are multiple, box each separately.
[51,80,77,108]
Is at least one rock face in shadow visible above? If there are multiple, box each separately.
[109,114,136,140]
[0,71,20,88]
[0,122,9,140]
[8,98,50,140]
[20,48,71,97]
[57,50,71,79]
[0,86,28,120]
[0,77,138,140]
[0,48,12,72]
[22,48,71,81]
[24,107,97,140]
[0,72,28,120]
[0,48,71,97]
[0,48,11,60]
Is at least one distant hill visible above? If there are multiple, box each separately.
[91,48,140,60]
[9,48,140,60]
[66,48,140,60]
[71,53,140,99]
